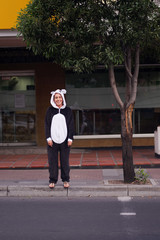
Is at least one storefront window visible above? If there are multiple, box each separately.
[135,108,160,133]
[66,66,160,136]
[0,71,36,144]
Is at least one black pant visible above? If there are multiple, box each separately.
[47,140,70,184]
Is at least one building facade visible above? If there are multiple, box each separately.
[0,1,160,147]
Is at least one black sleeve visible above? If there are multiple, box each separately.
[45,107,52,139]
[67,108,74,140]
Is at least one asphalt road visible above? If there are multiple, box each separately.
[0,197,160,240]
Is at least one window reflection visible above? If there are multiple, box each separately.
[66,66,160,136]
[1,111,35,143]
[0,71,36,144]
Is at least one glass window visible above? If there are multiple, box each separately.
[1,111,14,142]
[0,71,36,144]
[134,108,160,134]
[95,109,121,134]
[66,66,160,136]
[0,75,35,91]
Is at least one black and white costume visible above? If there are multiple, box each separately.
[45,89,74,184]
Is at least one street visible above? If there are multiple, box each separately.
[0,197,160,240]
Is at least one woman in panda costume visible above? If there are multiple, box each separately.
[45,89,74,189]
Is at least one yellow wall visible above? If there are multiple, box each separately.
[0,0,29,29]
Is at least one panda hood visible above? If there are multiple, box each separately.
[50,89,66,109]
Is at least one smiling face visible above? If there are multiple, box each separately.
[54,93,63,108]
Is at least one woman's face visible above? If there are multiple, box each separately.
[54,93,63,108]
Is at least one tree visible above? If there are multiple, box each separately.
[16,0,160,182]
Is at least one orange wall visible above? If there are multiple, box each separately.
[0,0,29,29]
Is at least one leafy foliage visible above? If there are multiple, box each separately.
[135,168,149,184]
[16,0,160,72]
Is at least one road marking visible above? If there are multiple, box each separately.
[120,212,136,216]
[118,197,132,202]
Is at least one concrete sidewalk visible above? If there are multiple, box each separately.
[1,168,160,197]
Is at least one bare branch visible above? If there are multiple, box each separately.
[109,64,124,109]
[124,62,132,79]
[132,44,140,81]
[124,47,132,103]
[124,49,132,78]
[126,45,140,108]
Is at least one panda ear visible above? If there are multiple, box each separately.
[61,89,67,94]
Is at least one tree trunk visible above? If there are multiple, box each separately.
[109,64,136,183]
[121,105,135,183]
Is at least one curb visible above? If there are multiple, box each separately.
[1,184,160,197]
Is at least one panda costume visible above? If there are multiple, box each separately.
[45,89,74,187]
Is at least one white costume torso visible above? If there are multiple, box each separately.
[51,110,67,144]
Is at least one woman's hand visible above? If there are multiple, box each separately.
[48,140,53,147]
[68,140,72,147]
